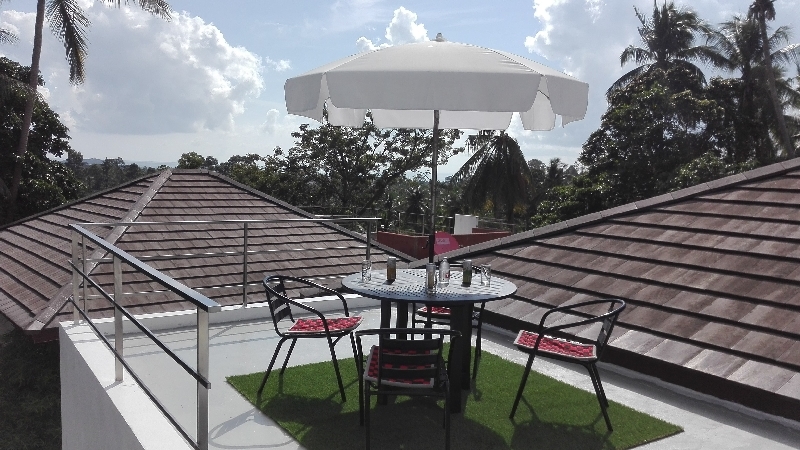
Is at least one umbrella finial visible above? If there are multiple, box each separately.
[435,33,446,42]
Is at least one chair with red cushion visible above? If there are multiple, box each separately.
[412,301,485,380]
[257,275,363,402]
[510,299,626,431]
[355,328,461,450]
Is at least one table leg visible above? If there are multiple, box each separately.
[447,304,474,413]
[380,301,392,328]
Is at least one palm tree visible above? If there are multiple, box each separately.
[6,0,171,221]
[452,131,532,224]
[609,1,720,96]
[709,15,800,162]
[749,0,795,158]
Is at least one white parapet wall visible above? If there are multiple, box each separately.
[59,294,378,450]
[60,322,194,450]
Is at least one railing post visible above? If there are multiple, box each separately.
[366,221,372,260]
[81,236,87,313]
[197,309,210,450]
[72,231,81,323]
[242,222,249,306]
[113,255,124,382]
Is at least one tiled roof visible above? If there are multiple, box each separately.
[415,157,800,421]
[0,169,404,338]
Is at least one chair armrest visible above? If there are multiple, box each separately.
[537,299,625,336]
[273,275,352,315]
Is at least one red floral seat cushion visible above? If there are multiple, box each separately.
[363,345,436,388]
[286,316,362,334]
[417,305,451,318]
[514,330,596,361]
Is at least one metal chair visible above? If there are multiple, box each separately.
[510,299,626,431]
[258,275,362,402]
[412,301,485,380]
[355,328,461,450]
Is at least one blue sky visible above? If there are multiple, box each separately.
[2,0,799,176]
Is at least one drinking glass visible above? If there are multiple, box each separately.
[361,259,372,282]
[481,264,491,286]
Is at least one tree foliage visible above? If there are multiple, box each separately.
[0,57,82,223]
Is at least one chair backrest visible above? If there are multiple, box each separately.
[263,275,294,328]
[377,334,444,388]
[594,299,626,358]
[357,328,460,390]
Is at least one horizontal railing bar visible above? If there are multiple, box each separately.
[74,217,381,228]
[70,261,211,388]
[69,298,200,450]
[70,225,221,313]
[77,274,352,300]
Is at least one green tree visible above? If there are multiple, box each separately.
[452,131,531,223]
[708,15,800,163]
[749,0,795,158]
[7,0,171,222]
[178,151,218,170]
[0,57,82,222]
[281,117,462,216]
[610,1,719,95]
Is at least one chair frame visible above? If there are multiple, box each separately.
[411,301,485,380]
[258,275,360,402]
[510,298,626,431]
[355,328,461,450]
[411,261,485,380]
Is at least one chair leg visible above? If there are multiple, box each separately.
[472,322,482,380]
[589,364,609,407]
[258,337,288,396]
[327,335,347,403]
[510,354,535,419]
[444,387,451,450]
[365,389,372,450]
[279,339,297,374]
[587,364,613,431]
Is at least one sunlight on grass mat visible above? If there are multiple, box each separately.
[227,349,681,450]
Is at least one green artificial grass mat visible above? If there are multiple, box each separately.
[228,349,682,450]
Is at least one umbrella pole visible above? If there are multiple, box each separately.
[429,110,440,263]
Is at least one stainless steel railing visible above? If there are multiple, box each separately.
[67,217,379,450]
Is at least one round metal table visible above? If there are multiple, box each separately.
[342,268,517,412]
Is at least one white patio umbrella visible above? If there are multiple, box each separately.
[285,33,589,262]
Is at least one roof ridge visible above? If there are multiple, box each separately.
[174,169,415,262]
[27,169,174,332]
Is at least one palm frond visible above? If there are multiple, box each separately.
[0,29,18,44]
[607,65,649,97]
[103,0,172,20]
[46,0,90,84]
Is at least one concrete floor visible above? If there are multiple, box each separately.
[116,306,800,450]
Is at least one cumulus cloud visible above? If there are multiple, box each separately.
[356,6,429,51]
[0,4,288,135]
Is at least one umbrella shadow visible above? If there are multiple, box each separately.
[259,393,507,450]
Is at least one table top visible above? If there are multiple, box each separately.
[342,268,517,305]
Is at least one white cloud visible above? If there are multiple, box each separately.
[356,6,429,51]
[0,4,289,135]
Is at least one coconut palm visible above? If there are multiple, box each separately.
[452,131,532,223]
[749,0,795,158]
[709,15,800,162]
[609,1,720,96]
[6,0,171,221]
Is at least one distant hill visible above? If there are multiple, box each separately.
[82,158,176,168]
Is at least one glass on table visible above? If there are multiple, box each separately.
[480,264,491,286]
[361,259,372,282]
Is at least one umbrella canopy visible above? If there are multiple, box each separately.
[284,34,589,262]
[286,35,588,131]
